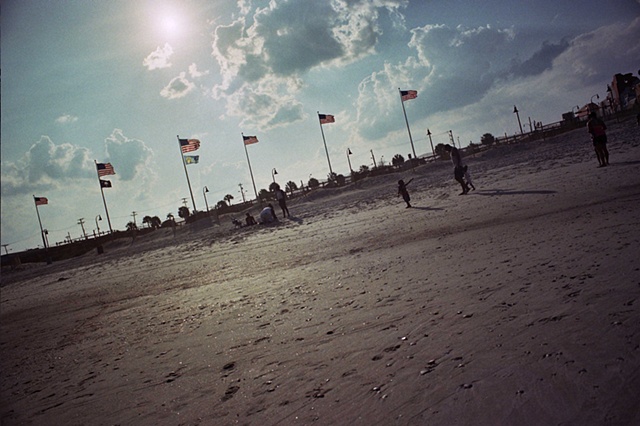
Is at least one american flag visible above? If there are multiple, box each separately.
[319,114,335,124]
[97,162,115,177]
[401,90,418,102]
[34,196,48,206]
[179,138,201,153]
[243,135,259,145]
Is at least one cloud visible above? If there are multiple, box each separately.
[0,136,94,196]
[55,114,78,124]
[142,43,174,70]
[160,72,196,99]
[506,39,570,78]
[188,63,209,78]
[210,0,407,130]
[103,129,154,182]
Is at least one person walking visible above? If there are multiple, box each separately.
[587,112,609,167]
[444,144,470,194]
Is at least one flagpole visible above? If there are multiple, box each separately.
[317,112,334,177]
[33,196,48,249]
[242,133,259,203]
[95,160,114,234]
[177,135,197,213]
[399,88,417,160]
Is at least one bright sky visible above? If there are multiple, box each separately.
[2,0,639,253]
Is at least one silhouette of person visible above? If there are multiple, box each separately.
[245,212,257,226]
[275,187,290,218]
[444,144,470,194]
[397,178,414,208]
[587,112,609,167]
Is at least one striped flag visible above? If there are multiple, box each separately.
[100,179,112,188]
[184,155,199,164]
[97,162,115,176]
[401,90,418,102]
[34,196,48,206]
[243,135,259,145]
[179,138,201,153]
[319,114,335,124]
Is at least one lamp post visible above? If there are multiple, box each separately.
[203,186,210,213]
[272,168,278,183]
[590,94,599,114]
[95,214,102,236]
[513,105,523,135]
[427,128,435,160]
[346,148,353,174]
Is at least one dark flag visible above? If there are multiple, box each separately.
[100,179,112,188]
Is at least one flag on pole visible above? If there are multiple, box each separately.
[243,135,259,145]
[97,162,115,176]
[319,114,335,124]
[100,179,112,188]
[401,90,418,102]
[34,196,48,206]
[184,155,199,164]
[179,138,201,153]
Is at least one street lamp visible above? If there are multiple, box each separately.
[272,168,278,183]
[590,94,600,114]
[203,186,210,213]
[513,105,523,135]
[95,215,102,235]
[346,148,353,174]
[427,129,435,160]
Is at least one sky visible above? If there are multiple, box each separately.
[2,0,639,253]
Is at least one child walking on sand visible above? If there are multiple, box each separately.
[397,178,414,208]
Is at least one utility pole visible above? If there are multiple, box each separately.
[449,130,455,148]
[2,244,9,255]
[370,149,377,169]
[131,211,137,228]
[77,218,87,239]
[181,198,188,207]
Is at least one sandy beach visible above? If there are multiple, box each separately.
[2,120,640,425]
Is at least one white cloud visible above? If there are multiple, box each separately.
[0,136,94,196]
[160,72,196,99]
[142,43,174,70]
[55,114,78,124]
[103,129,154,182]
[188,63,209,78]
[210,0,407,130]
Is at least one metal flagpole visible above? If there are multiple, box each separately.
[317,112,334,177]
[177,136,198,212]
[242,134,259,203]
[399,88,417,160]
[95,160,113,233]
[33,196,48,249]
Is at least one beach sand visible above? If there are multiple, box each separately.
[2,120,640,425]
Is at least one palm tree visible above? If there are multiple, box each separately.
[223,194,234,205]
[151,216,162,229]
[142,215,153,228]
[178,206,190,219]
[285,180,298,194]
[392,154,405,166]
[308,177,320,188]
[126,221,137,231]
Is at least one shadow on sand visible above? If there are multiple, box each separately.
[411,206,444,211]
[473,188,557,196]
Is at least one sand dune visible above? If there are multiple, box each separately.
[2,120,639,425]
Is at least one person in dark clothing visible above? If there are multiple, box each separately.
[587,112,609,167]
[397,178,414,208]
[275,187,290,218]
[444,144,470,194]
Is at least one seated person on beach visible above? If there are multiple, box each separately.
[245,212,257,226]
[232,218,243,228]
[259,206,275,224]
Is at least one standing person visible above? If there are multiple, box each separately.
[587,112,609,167]
[275,186,290,218]
[444,144,470,195]
[397,178,414,208]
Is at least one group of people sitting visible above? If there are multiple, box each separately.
[232,184,291,229]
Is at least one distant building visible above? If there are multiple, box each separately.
[609,72,640,110]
